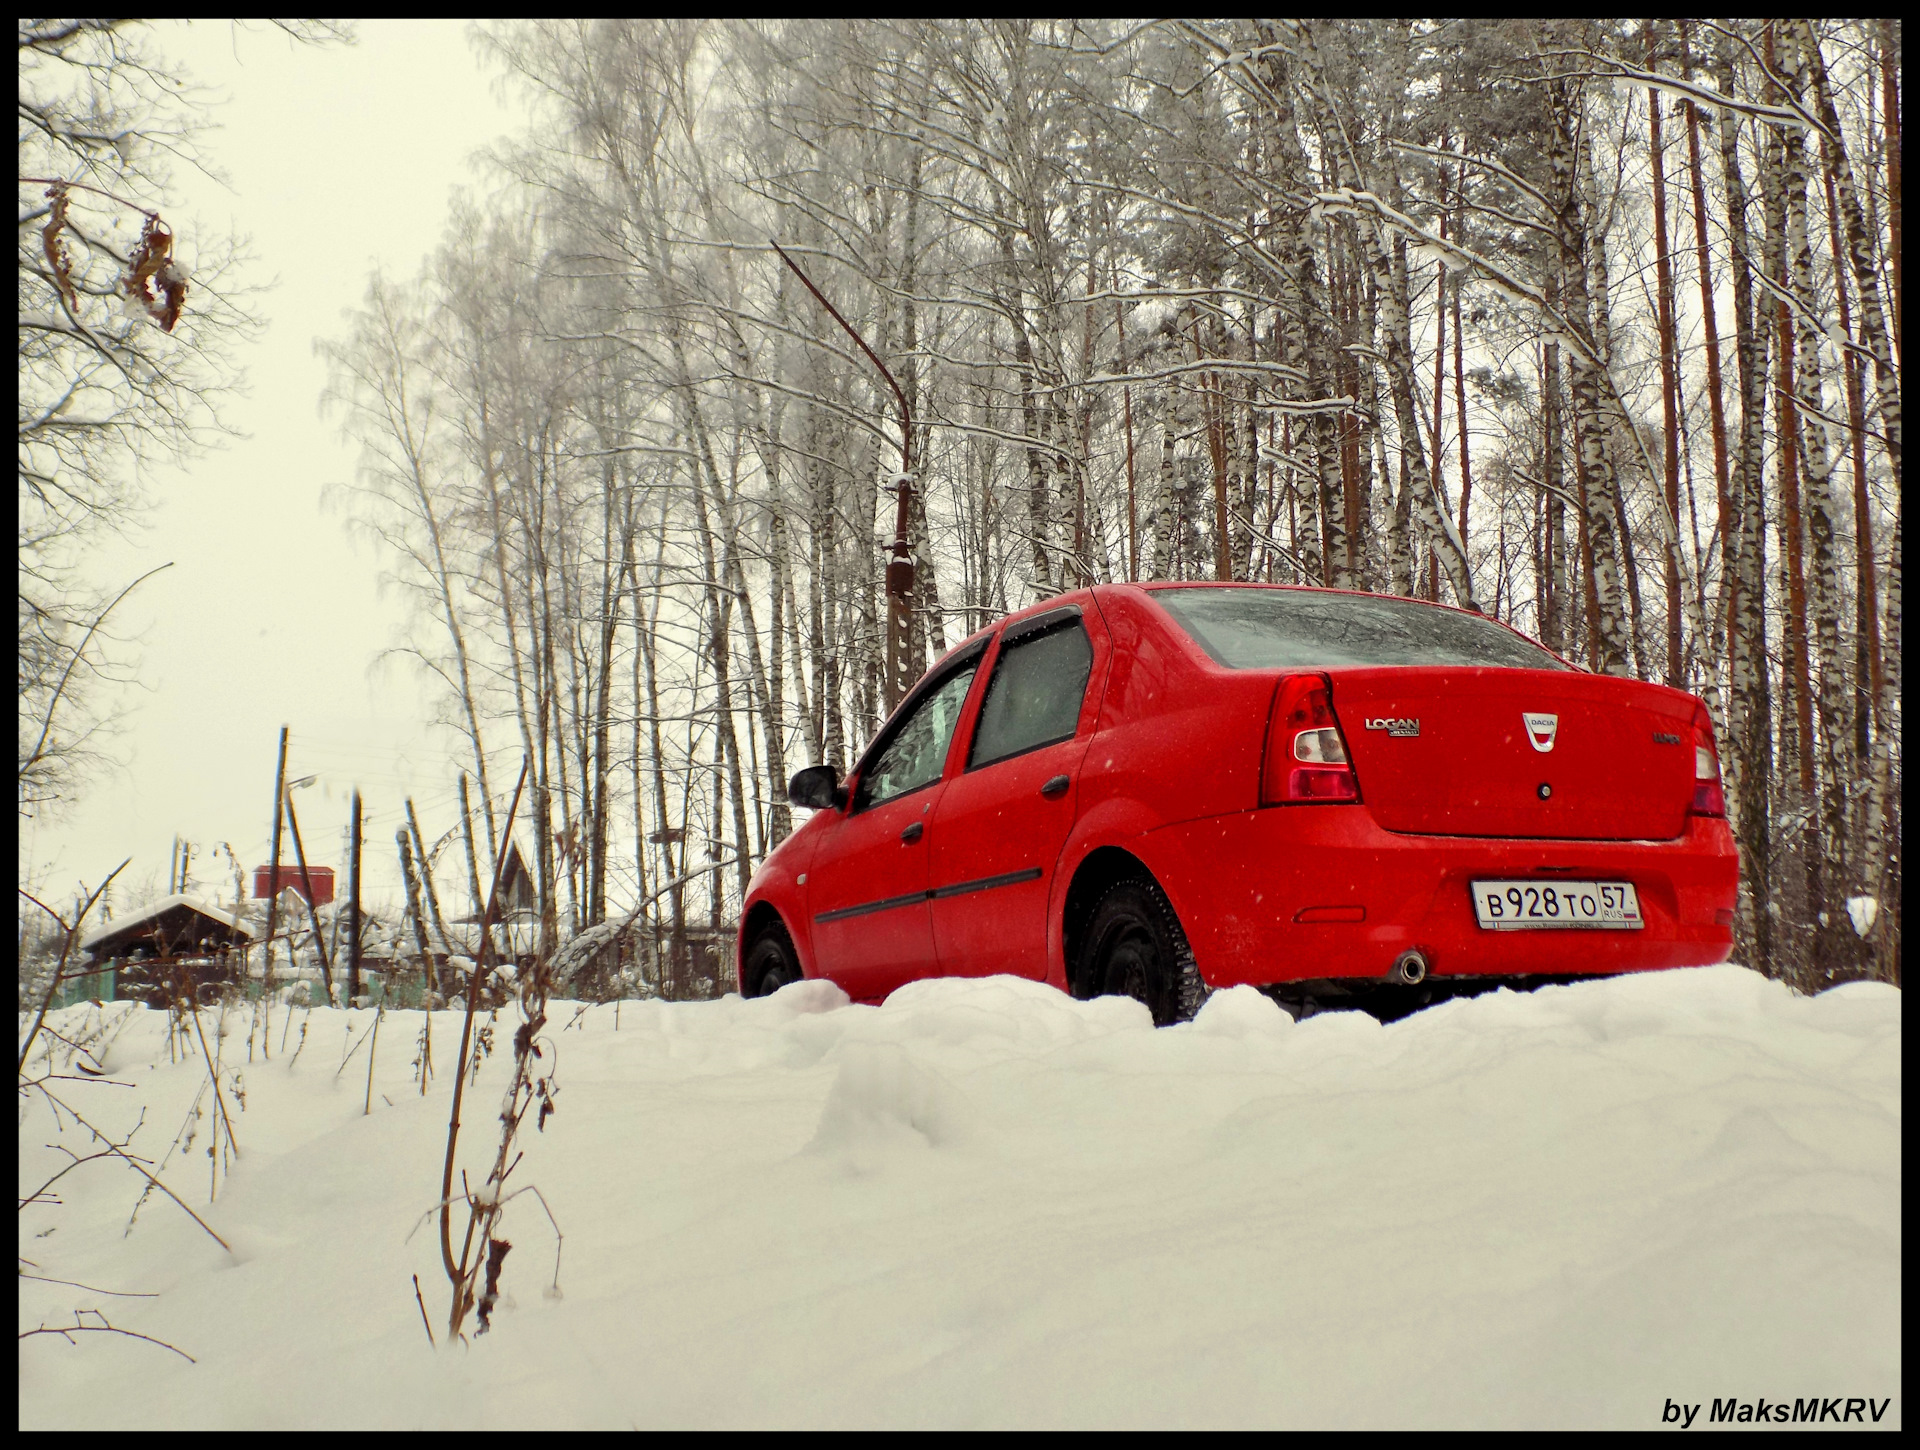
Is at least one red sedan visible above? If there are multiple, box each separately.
[737,583,1738,1022]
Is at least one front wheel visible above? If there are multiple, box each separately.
[743,924,802,998]
[1078,877,1207,1026]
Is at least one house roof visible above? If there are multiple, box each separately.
[79,894,253,956]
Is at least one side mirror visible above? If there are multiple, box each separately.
[787,764,845,811]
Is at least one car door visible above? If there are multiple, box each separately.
[806,655,982,1001]
[929,606,1103,980]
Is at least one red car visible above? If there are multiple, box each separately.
[737,583,1738,1022]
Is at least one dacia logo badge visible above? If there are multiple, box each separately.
[1523,712,1559,752]
[1364,717,1420,737]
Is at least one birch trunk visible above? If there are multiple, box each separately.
[1541,331,1568,655]
[1647,61,1686,687]
[1548,80,1631,674]
[1715,51,1775,974]
[1778,23,1859,976]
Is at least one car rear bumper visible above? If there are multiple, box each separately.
[1132,805,1738,987]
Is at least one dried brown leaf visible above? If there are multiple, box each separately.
[41,183,79,312]
[121,214,187,332]
[475,1236,512,1335]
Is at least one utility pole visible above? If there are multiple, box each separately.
[770,239,917,711]
[348,789,363,1004]
[457,772,485,920]
[398,829,434,1001]
[282,789,333,1005]
[261,726,289,1010]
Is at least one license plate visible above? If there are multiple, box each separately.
[1471,880,1643,930]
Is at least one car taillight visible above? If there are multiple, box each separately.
[1262,674,1360,805]
[1690,705,1725,817]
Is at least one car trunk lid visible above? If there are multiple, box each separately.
[1328,667,1698,840]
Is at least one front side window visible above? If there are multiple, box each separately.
[1151,587,1569,671]
[856,662,979,809]
[968,619,1094,769]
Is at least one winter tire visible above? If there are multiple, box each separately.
[1078,877,1207,1026]
[744,922,802,998]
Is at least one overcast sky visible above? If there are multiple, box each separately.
[23,20,519,914]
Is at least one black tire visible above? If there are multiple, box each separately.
[1077,877,1207,1026]
[743,923,802,998]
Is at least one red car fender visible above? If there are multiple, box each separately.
[1051,800,1263,991]
[737,825,825,986]
[1043,793,1195,990]
[1100,824,1214,980]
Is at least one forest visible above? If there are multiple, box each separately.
[315,18,1900,991]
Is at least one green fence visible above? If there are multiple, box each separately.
[55,964,116,1008]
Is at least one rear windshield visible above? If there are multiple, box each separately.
[1150,587,1570,671]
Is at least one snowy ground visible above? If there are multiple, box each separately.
[18,966,1901,1429]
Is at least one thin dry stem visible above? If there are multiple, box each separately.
[20,1310,195,1363]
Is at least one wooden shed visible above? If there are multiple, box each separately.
[77,894,254,1006]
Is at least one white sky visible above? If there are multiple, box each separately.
[23,20,519,914]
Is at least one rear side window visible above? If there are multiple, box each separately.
[968,619,1093,768]
[1152,587,1568,671]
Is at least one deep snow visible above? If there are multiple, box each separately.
[18,966,1901,1429]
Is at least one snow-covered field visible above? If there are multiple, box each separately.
[18,966,1901,1429]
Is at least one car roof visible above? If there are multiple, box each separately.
[1100,580,1580,671]
[928,580,1577,675]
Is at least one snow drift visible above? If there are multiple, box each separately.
[17,965,1900,1429]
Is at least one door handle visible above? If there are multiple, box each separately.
[1040,774,1070,799]
[900,821,924,844]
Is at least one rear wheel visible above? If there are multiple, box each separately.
[1078,878,1207,1026]
[744,923,802,998]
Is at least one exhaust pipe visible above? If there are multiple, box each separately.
[1388,949,1429,986]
